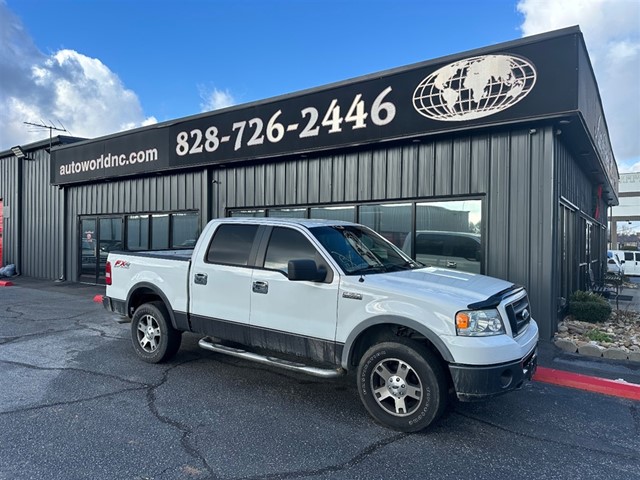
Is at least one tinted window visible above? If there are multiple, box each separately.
[625,252,634,261]
[152,214,169,250]
[264,227,318,274]
[172,212,200,248]
[206,224,258,266]
[127,215,149,250]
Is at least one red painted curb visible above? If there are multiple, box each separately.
[0,280,14,287]
[534,366,640,401]
[93,294,103,303]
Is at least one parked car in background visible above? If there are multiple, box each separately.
[606,250,624,275]
[402,231,481,274]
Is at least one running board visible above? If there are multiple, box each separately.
[198,337,345,379]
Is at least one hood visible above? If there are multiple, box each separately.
[349,267,516,308]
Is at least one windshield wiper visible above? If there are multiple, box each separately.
[348,265,387,275]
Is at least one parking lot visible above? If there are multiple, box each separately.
[1,281,639,480]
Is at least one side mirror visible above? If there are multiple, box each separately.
[288,259,326,282]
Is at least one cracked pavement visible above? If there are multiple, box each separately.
[1,281,639,480]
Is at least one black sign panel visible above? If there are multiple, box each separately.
[52,32,579,185]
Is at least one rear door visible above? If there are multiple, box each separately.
[249,226,340,363]
[189,223,261,342]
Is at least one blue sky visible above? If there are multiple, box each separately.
[1,0,639,177]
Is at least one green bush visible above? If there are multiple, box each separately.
[568,291,612,323]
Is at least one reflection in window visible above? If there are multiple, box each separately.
[152,214,169,250]
[359,204,411,249]
[231,209,266,217]
[127,215,149,250]
[413,200,482,273]
[269,208,307,218]
[310,206,355,222]
[172,213,200,248]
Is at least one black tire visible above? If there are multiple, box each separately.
[357,340,447,432]
[131,301,181,363]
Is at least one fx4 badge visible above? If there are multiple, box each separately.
[113,260,131,269]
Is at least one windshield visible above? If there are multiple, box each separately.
[310,225,421,275]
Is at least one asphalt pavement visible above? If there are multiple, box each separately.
[1,277,639,480]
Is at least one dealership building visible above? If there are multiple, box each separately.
[0,27,619,339]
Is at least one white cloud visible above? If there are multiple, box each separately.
[199,87,236,112]
[517,0,640,172]
[0,2,156,150]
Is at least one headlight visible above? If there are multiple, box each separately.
[455,309,505,336]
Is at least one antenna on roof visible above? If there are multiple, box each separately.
[23,120,69,153]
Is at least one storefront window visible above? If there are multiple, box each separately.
[152,214,169,250]
[172,213,200,248]
[413,200,482,273]
[230,209,266,217]
[310,206,356,222]
[127,215,149,250]
[359,203,411,249]
[269,208,307,218]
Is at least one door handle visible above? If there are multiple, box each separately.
[446,261,457,269]
[194,273,208,285]
[252,281,268,294]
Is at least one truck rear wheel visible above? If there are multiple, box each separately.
[357,340,447,432]
[131,301,181,363]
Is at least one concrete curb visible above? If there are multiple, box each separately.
[534,366,640,401]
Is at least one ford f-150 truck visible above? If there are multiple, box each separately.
[103,218,538,432]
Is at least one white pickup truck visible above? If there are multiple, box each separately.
[103,218,538,432]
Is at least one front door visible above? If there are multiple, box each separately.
[250,226,340,363]
[79,217,123,284]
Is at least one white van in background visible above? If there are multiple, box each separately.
[612,250,640,276]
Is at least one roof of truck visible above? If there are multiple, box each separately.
[208,217,357,228]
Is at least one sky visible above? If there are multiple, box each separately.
[1,0,639,176]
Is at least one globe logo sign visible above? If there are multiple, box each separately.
[413,54,537,122]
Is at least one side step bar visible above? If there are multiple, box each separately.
[198,337,345,379]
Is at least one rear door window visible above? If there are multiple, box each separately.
[206,224,259,266]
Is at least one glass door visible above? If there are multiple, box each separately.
[79,218,98,283]
[79,216,123,284]
[98,217,123,283]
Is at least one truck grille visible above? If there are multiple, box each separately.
[506,295,531,337]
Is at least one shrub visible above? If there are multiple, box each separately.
[586,329,613,343]
[568,291,612,323]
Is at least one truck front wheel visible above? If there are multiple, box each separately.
[357,341,447,432]
[131,301,181,363]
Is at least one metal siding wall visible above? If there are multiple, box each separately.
[332,154,345,203]
[417,143,435,197]
[527,128,556,340]
[401,145,418,198]
[487,132,511,280]
[434,140,453,197]
[470,135,490,192]
[372,150,387,199]
[344,153,358,202]
[0,157,19,269]
[21,150,64,280]
[483,128,556,340]
[452,137,471,195]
